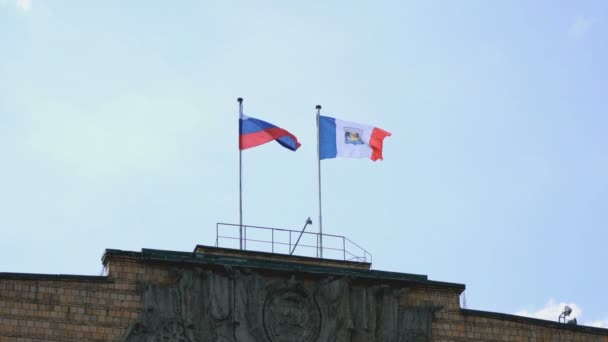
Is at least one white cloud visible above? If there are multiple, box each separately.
[16,0,30,11]
[0,0,32,11]
[516,299,582,322]
[586,320,608,328]
[515,299,608,329]
[568,16,594,40]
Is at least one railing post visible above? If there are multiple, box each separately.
[244,225,247,250]
[343,237,346,261]
[272,228,274,253]
[289,231,292,254]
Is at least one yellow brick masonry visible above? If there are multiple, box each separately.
[0,257,147,341]
[0,275,140,341]
[405,286,608,342]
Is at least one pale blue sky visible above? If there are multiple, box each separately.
[1,0,607,326]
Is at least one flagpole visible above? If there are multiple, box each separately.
[238,97,244,250]
[316,104,323,258]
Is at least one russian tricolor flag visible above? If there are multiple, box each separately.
[319,115,391,161]
[239,113,301,151]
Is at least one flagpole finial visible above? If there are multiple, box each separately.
[237,97,243,103]
[316,105,321,110]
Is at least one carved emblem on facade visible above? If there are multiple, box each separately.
[122,269,437,342]
[156,320,188,342]
[263,278,321,342]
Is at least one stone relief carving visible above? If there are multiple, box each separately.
[157,320,188,342]
[122,268,437,342]
[263,276,320,342]
[314,277,352,341]
[397,306,440,342]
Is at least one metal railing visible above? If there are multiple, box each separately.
[215,223,372,263]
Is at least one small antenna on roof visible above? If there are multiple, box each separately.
[290,217,313,255]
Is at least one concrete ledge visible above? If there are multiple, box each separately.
[462,308,608,335]
[194,244,371,271]
[0,272,110,282]
[102,247,465,292]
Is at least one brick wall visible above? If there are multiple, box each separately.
[405,286,608,341]
[0,274,140,341]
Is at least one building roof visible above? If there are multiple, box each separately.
[102,245,466,292]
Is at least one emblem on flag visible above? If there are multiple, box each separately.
[344,128,364,145]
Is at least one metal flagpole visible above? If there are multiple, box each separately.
[316,105,323,258]
[238,97,244,250]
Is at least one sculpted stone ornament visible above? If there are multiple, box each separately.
[397,306,442,342]
[263,277,321,342]
[121,270,230,342]
[122,267,437,342]
[157,320,188,342]
[313,277,352,341]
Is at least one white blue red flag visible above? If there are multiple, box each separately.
[239,114,301,151]
[319,115,391,161]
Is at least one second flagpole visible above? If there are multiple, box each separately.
[238,97,244,250]
[316,104,323,258]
